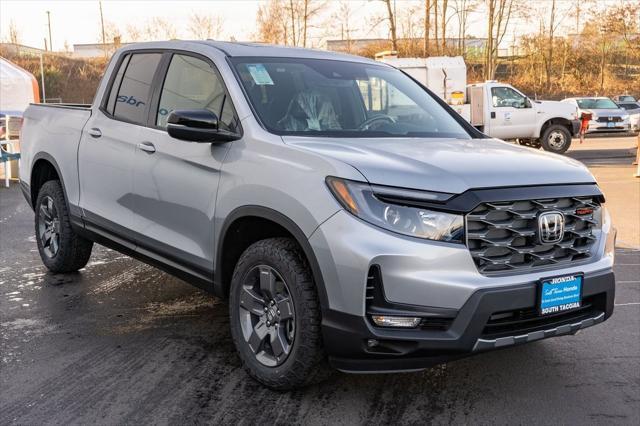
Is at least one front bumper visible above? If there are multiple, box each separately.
[309,202,616,372]
[323,270,614,372]
[586,119,630,133]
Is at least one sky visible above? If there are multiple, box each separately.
[0,0,632,52]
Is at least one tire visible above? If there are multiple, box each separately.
[34,180,93,273]
[540,124,572,154]
[229,237,328,390]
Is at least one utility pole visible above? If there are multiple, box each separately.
[99,0,106,57]
[39,54,46,102]
[46,11,52,51]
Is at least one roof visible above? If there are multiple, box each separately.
[119,40,379,64]
[203,40,378,64]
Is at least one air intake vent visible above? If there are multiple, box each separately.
[365,266,382,306]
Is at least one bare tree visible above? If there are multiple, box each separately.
[304,1,326,47]
[451,0,478,57]
[539,0,569,92]
[380,0,398,51]
[188,13,223,40]
[398,2,422,53]
[332,0,357,52]
[8,20,20,44]
[256,0,325,47]
[126,24,142,42]
[255,0,287,44]
[142,17,177,41]
[439,0,449,54]
[424,0,432,56]
[99,21,122,55]
[484,0,517,80]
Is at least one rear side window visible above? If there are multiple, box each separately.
[112,53,162,125]
[105,54,130,115]
[156,54,239,132]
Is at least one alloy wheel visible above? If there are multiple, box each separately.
[38,195,61,258]
[238,265,295,367]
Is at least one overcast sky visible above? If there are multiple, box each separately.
[0,0,630,52]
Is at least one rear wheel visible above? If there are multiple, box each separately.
[229,237,328,390]
[35,180,93,273]
[540,125,571,154]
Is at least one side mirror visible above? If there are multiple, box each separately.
[167,109,240,143]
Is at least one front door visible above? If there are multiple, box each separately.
[78,52,162,234]
[132,53,240,277]
[487,86,536,140]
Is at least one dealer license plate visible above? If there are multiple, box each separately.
[607,121,615,128]
[539,275,583,316]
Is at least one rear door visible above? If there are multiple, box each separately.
[132,52,240,278]
[486,85,536,140]
[78,52,162,235]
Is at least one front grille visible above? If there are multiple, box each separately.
[482,294,605,339]
[466,196,599,274]
[596,116,622,123]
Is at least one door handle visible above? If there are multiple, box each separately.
[137,141,156,153]
[88,127,102,138]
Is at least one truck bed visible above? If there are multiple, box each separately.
[19,103,93,208]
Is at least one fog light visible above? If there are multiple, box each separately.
[371,315,421,328]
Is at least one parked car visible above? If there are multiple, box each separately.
[613,94,637,103]
[19,41,616,389]
[562,97,631,133]
[616,102,640,133]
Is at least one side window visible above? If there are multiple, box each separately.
[491,87,526,108]
[112,53,162,125]
[105,54,130,115]
[156,54,239,132]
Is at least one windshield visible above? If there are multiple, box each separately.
[619,103,639,111]
[576,98,619,109]
[231,57,471,138]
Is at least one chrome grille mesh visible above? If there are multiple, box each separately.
[466,197,599,274]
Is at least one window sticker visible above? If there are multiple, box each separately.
[246,64,274,85]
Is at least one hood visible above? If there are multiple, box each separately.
[283,137,595,194]
[536,100,577,117]
[582,108,627,117]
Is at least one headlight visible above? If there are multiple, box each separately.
[326,177,464,243]
[621,114,630,121]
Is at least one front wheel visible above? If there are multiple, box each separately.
[540,125,572,154]
[229,238,328,390]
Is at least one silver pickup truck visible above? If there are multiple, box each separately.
[19,41,616,390]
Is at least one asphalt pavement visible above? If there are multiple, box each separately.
[1,135,638,425]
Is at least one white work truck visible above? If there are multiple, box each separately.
[380,56,581,154]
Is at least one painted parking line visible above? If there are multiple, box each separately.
[614,302,640,306]
[616,281,640,284]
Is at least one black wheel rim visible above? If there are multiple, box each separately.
[38,195,60,258]
[238,265,295,367]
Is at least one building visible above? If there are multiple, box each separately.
[0,43,48,57]
[72,41,132,58]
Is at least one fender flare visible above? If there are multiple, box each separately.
[29,152,70,211]
[214,205,330,311]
